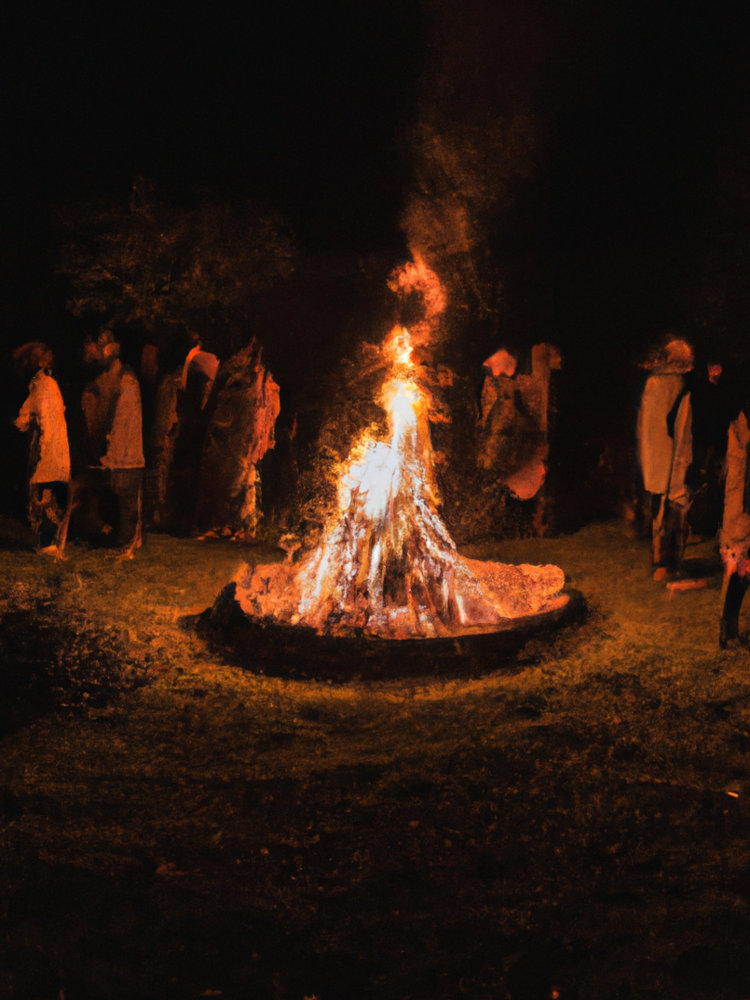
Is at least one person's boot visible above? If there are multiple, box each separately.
[720,615,739,649]
[671,506,690,578]
[720,572,745,648]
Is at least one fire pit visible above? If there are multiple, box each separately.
[195,259,582,679]
[195,581,583,681]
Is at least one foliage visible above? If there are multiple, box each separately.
[53,177,297,350]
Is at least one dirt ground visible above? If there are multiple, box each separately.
[1,516,749,1000]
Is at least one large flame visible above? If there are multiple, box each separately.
[232,322,566,639]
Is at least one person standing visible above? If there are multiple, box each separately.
[193,338,280,540]
[167,332,220,535]
[636,338,695,581]
[718,392,750,647]
[13,342,72,557]
[80,328,145,557]
[681,358,732,542]
[147,359,182,530]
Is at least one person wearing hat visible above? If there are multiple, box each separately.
[12,341,72,556]
[636,337,695,581]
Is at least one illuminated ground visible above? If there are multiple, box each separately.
[1,517,749,1000]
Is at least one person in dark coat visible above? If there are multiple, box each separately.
[681,358,733,542]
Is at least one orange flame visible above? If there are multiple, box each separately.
[233,312,566,639]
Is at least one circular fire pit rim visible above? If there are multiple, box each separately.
[190,583,586,682]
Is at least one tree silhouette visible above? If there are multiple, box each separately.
[54,177,296,353]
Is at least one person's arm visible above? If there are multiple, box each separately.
[14,387,35,432]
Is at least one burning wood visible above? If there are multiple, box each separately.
[230,321,566,640]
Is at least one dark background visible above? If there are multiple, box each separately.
[3,0,750,528]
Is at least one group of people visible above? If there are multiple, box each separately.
[12,326,281,560]
[13,325,750,645]
[635,336,750,646]
[12,329,147,559]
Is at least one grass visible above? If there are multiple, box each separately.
[1,517,749,999]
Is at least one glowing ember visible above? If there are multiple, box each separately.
[231,323,566,639]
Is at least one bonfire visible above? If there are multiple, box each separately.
[229,260,567,640]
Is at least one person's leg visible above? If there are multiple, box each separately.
[33,482,67,554]
[720,571,747,648]
[110,469,143,556]
[74,469,111,542]
[27,483,44,548]
[53,481,74,555]
[651,494,669,579]
[667,500,691,576]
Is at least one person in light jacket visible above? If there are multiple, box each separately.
[636,338,694,580]
[13,341,72,556]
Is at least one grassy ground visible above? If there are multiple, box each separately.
[1,517,749,1000]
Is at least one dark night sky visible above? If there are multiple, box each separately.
[2,0,750,529]
[5,2,423,251]
[3,3,745,228]
[549,0,749,268]
[3,0,750,361]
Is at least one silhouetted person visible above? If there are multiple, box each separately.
[193,338,280,540]
[681,358,733,541]
[167,332,220,534]
[147,358,182,530]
